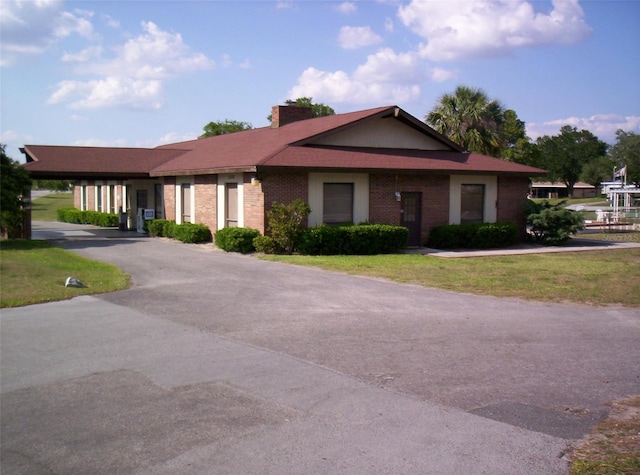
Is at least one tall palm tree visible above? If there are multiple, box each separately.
[426,86,505,156]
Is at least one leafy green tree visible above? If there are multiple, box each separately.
[536,126,608,197]
[266,97,335,123]
[1,144,32,237]
[609,130,640,184]
[580,155,616,187]
[425,85,505,156]
[32,179,73,191]
[199,119,252,138]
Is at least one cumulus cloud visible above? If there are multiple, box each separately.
[0,0,94,65]
[398,0,592,61]
[48,77,164,110]
[289,46,455,106]
[338,26,383,49]
[48,21,214,110]
[527,114,640,143]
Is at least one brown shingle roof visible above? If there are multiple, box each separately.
[22,145,188,179]
[263,146,546,176]
[150,106,397,175]
[21,106,546,178]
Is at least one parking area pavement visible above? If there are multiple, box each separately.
[2,221,639,474]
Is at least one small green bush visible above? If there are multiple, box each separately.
[57,207,118,227]
[214,227,260,253]
[297,224,409,255]
[526,200,584,245]
[265,199,311,254]
[427,222,518,249]
[172,223,212,244]
[253,235,277,254]
[147,219,173,237]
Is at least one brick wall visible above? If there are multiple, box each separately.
[369,173,450,243]
[260,172,309,233]
[194,175,216,230]
[163,177,176,221]
[243,173,265,231]
[497,176,530,239]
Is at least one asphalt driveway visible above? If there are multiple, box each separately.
[2,221,639,474]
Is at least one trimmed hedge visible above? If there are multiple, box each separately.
[297,224,409,255]
[147,219,211,243]
[147,219,174,237]
[214,227,260,253]
[57,207,119,227]
[172,223,212,244]
[426,222,518,249]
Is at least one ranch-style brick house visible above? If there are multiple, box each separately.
[22,105,545,246]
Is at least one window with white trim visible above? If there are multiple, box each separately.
[323,183,354,225]
[460,184,485,225]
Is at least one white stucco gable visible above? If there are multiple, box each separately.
[309,117,453,151]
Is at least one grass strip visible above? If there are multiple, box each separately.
[570,396,640,475]
[30,192,73,221]
[260,248,640,307]
[1,240,130,308]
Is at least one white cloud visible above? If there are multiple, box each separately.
[48,77,164,110]
[336,2,357,15]
[48,21,214,110]
[157,132,199,145]
[275,1,296,10]
[289,46,456,106]
[384,17,394,33]
[338,26,383,49]
[101,13,120,29]
[0,0,94,66]
[72,138,128,147]
[398,0,592,61]
[527,114,640,143]
[61,46,102,63]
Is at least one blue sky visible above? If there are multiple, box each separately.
[2,0,639,162]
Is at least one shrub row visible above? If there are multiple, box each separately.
[57,207,119,227]
[297,224,409,255]
[147,219,212,244]
[214,227,260,253]
[426,222,518,249]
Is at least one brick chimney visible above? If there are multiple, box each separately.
[271,105,313,128]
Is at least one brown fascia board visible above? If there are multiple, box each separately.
[150,166,257,177]
[258,164,546,177]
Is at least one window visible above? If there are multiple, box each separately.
[108,185,116,214]
[96,185,103,212]
[136,189,148,210]
[460,184,484,225]
[80,185,88,211]
[154,183,164,219]
[225,183,238,227]
[323,183,353,225]
[181,184,191,223]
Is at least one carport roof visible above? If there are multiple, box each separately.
[22,145,189,179]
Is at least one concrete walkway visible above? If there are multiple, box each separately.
[2,221,639,474]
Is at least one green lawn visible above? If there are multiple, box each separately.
[260,247,640,307]
[0,240,130,308]
[31,192,73,220]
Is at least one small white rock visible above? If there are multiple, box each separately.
[65,277,86,288]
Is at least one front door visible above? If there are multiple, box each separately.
[401,192,422,247]
[225,183,238,227]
